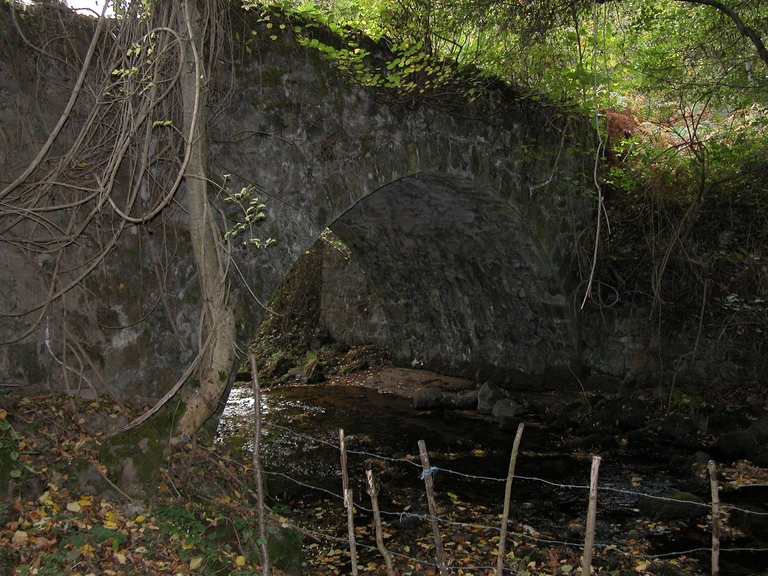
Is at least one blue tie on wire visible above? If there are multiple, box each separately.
[420,466,437,480]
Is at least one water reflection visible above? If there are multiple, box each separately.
[216,384,767,575]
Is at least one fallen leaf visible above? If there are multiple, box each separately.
[80,543,95,557]
[190,557,203,569]
[67,501,81,512]
[12,530,28,546]
[34,537,57,550]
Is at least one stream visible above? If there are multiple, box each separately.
[216,383,768,575]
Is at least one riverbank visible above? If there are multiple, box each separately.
[3,365,767,575]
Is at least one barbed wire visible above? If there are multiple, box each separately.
[230,419,768,519]
[264,421,424,468]
[211,410,768,571]
[193,438,768,571]
[260,467,768,565]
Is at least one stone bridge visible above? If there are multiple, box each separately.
[1,12,598,402]
[214,32,592,386]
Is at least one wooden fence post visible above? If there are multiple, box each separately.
[708,460,720,576]
[496,423,525,575]
[339,429,358,575]
[582,455,601,575]
[366,469,395,576]
[250,355,270,576]
[418,440,448,576]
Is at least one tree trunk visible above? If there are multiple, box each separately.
[175,0,236,438]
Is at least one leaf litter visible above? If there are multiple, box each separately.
[0,391,739,575]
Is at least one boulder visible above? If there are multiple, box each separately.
[617,397,647,431]
[310,328,333,349]
[413,388,445,410]
[306,363,326,384]
[673,435,707,452]
[660,414,697,438]
[748,418,768,443]
[268,356,295,379]
[492,398,522,420]
[562,400,590,426]
[454,390,478,410]
[708,410,747,435]
[669,451,711,493]
[709,430,761,462]
[477,382,505,414]
[498,417,523,432]
[577,409,619,436]
[745,395,766,410]
[492,398,523,431]
[753,451,768,468]
[639,491,707,521]
[66,459,111,497]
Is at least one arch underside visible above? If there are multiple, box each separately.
[329,173,578,385]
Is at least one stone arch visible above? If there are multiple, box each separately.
[326,173,578,383]
[0,21,592,401]
[214,41,592,384]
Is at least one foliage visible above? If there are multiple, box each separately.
[221,181,276,248]
[242,0,498,105]
[0,392,297,576]
[314,0,759,351]
[0,408,23,486]
[236,0,768,365]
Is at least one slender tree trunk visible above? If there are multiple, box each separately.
[678,0,768,72]
[176,0,236,438]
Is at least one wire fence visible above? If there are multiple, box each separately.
[235,366,768,575]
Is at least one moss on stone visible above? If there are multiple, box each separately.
[260,66,283,87]
[98,405,182,497]
[10,343,46,387]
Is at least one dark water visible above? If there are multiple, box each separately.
[216,384,768,575]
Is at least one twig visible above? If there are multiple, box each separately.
[418,440,448,576]
[86,459,137,503]
[709,460,720,576]
[251,354,270,576]
[366,470,395,576]
[582,455,601,575]
[496,423,524,575]
[339,429,359,575]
